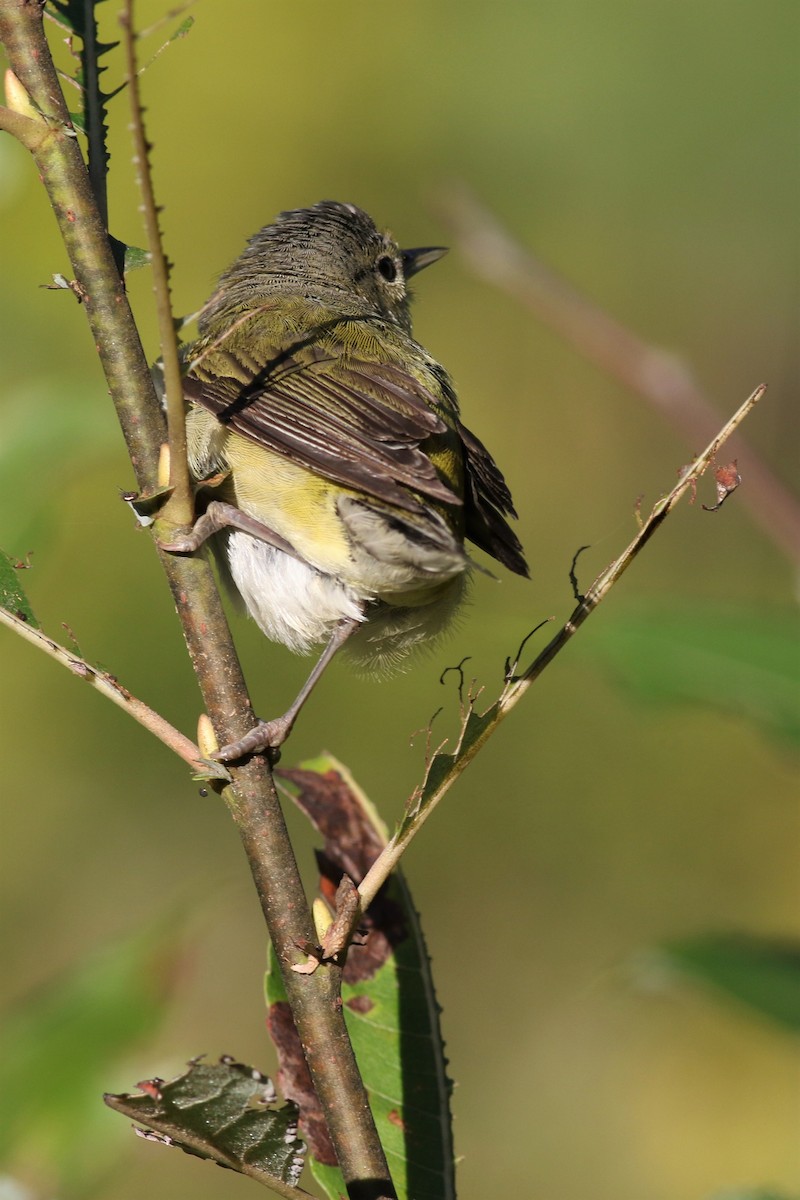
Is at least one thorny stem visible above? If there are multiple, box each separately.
[119,0,192,525]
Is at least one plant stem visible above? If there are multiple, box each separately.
[0,4,394,1193]
[0,604,202,767]
[119,0,193,525]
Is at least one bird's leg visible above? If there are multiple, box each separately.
[159,500,299,560]
[213,615,363,762]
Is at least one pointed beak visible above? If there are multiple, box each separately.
[401,245,448,277]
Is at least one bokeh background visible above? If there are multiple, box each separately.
[1,3,798,1199]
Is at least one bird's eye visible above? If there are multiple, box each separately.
[377,255,398,283]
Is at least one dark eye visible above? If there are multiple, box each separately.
[377,255,397,283]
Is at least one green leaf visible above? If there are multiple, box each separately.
[170,15,195,41]
[400,700,496,842]
[0,548,39,628]
[339,889,455,1200]
[45,2,78,34]
[647,933,800,1033]
[123,243,152,272]
[0,923,179,1188]
[104,1057,308,1195]
[586,607,800,746]
[270,756,456,1200]
[135,12,195,79]
[108,236,151,273]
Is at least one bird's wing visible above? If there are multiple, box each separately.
[185,337,460,516]
[457,418,529,578]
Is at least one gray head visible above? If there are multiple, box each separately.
[200,200,446,333]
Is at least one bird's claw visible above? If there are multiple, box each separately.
[158,531,199,553]
[212,714,295,763]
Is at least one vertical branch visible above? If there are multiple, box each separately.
[0,5,397,1193]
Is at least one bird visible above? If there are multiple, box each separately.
[161,200,528,760]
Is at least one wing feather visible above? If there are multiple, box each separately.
[185,322,528,576]
[185,343,460,513]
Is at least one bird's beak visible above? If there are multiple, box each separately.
[401,245,448,277]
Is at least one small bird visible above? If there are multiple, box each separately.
[163,201,528,759]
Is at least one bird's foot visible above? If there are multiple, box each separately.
[158,502,300,557]
[158,528,203,553]
[212,714,295,764]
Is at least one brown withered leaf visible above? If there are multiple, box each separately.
[266,1002,337,1166]
[277,766,408,984]
[277,766,384,881]
[703,459,741,511]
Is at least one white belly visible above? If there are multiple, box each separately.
[226,532,365,654]
[223,529,469,672]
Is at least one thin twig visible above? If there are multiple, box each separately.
[439,185,799,569]
[119,0,192,525]
[357,384,766,912]
[0,96,44,145]
[0,605,201,768]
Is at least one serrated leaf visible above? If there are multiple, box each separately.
[339,892,455,1200]
[586,607,800,746]
[0,548,39,628]
[49,0,117,217]
[105,1057,308,1194]
[45,3,78,34]
[48,1,116,51]
[648,933,800,1033]
[270,756,456,1200]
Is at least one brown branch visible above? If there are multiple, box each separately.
[0,94,44,143]
[439,184,799,568]
[0,4,394,1194]
[0,605,202,768]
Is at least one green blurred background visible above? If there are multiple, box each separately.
[1,3,798,1198]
